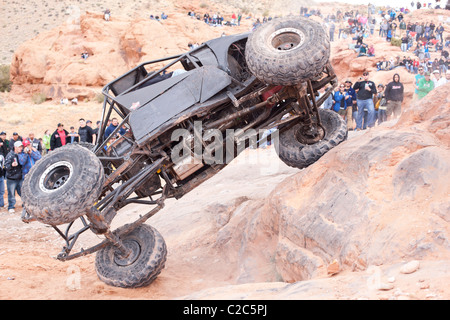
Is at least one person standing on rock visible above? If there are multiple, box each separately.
[329,20,335,42]
[344,80,357,130]
[417,71,435,99]
[384,73,404,120]
[353,71,377,131]
[413,67,425,98]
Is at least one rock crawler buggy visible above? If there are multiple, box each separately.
[21,17,347,288]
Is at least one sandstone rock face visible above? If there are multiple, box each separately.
[9,12,226,101]
[158,84,450,285]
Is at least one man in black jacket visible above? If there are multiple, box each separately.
[353,71,377,130]
[384,73,404,120]
[50,123,69,150]
[5,141,24,213]
[0,131,9,157]
[78,118,94,144]
[9,132,22,150]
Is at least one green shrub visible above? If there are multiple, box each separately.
[0,64,12,92]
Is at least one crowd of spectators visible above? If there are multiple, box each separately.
[0,117,131,213]
[312,2,449,84]
[187,11,243,27]
[319,68,449,132]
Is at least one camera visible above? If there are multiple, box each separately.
[24,147,30,153]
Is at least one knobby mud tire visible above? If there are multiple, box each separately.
[245,16,330,86]
[21,144,104,225]
[95,224,167,288]
[277,109,347,169]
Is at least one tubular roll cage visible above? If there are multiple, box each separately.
[48,45,338,261]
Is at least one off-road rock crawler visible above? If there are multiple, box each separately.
[21,17,346,288]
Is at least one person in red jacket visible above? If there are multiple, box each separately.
[50,123,69,150]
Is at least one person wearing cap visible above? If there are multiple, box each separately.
[331,84,349,117]
[353,71,377,130]
[432,70,446,88]
[8,132,22,152]
[384,73,404,120]
[417,72,435,99]
[18,139,41,179]
[413,66,425,98]
[50,123,69,150]
[0,131,9,157]
[4,140,24,213]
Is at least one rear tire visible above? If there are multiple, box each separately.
[277,109,347,169]
[95,224,167,288]
[245,16,330,86]
[21,144,104,226]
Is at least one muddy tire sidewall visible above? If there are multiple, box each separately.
[95,224,167,288]
[245,16,330,86]
[21,144,104,225]
[276,109,347,169]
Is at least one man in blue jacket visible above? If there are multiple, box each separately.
[18,139,41,179]
[104,117,126,140]
[344,79,357,130]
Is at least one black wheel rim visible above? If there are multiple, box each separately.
[39,161,73,192]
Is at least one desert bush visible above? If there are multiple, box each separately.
[0,64,12,92]
[95,92,105,103]
[391,37,401,47]
[32,92,47,104]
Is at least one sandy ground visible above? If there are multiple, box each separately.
[1,128,449,300]
[0,146,296,300]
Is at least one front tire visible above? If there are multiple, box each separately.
[21,144,104,225]
[277,109,347,169]
[95,224,167,288]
